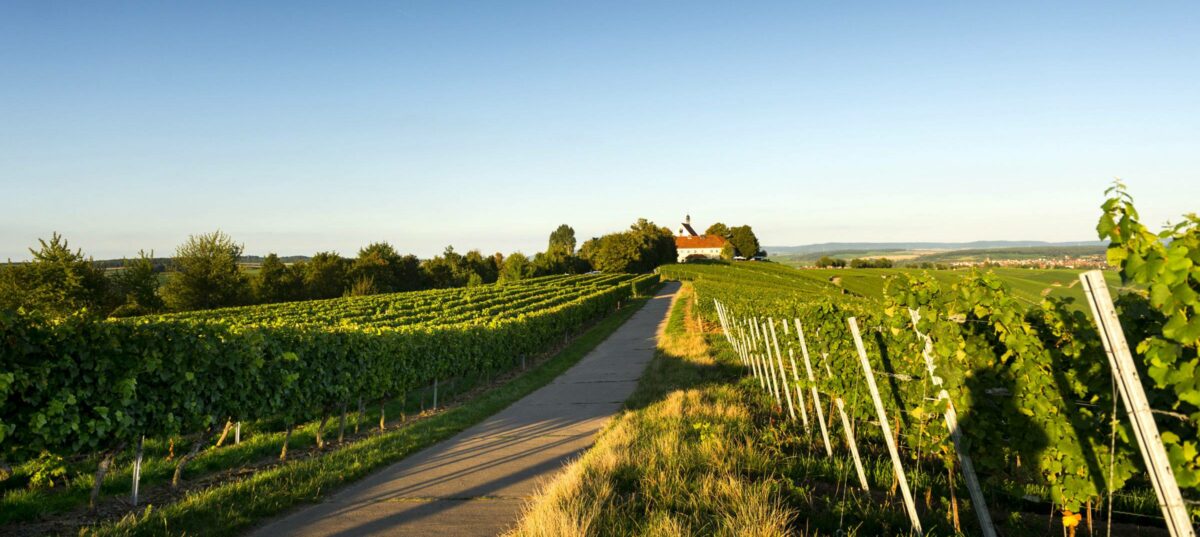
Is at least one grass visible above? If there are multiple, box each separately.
[505,283,1166,537]
[5,291,656,537]
[507,284,798,536]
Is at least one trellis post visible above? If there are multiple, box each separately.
[795,320,833,457]
[849,317,922,534]
[1080,270,1195,537]
[825,360,870,491]
[768,319,798,421]
[909,309,997,537]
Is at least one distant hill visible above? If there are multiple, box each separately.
[766,241,1104,256]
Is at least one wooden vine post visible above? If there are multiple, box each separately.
[848,317,923,534]
[1079,270,1196,537]
[909,309,997,537]
[795,320,833,457]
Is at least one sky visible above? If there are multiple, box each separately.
[2,1,1197,260]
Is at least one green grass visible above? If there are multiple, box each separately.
[6,291,656,537]
[790,267,1124,307]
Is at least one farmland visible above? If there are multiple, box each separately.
[509,189,1198,536]
[0,273,659,535]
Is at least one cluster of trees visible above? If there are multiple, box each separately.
[578,219,677,273]
[704,222,761,259]
[814,256,847,268]
[1,219,676,319]
[849,257,894,268]
[813,256,895,269]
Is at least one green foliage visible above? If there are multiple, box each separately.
[0,233,110,318]
[720,242,735,261]
[160,231,249,311]
[705,222,731,237]
[109,250,164,315]
[548,224,577,256]
[815,256,846,268]
[422,246,496,288]
[301,251,349,299]
[583,218,676,273]
[849,257,894,268]
[253,253,304,303]
[1098,182,1200,498]
[499,252,534,283]
[727,225,761,258]
[349,242,424,294]
[661,249,1163,513]
[0,274,658,467]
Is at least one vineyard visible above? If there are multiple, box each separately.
[0,272,659,528]
[657,190,1199,535]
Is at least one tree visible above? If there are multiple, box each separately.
[253,253,304,303]
[499,252,533,283]
[588,232,643,273]
[0,232,110,317]
[422,245,471,288]
[705,222,731,237]
[109,250,164,316]
[720,243,736,261]
[727,225,761,258]
[850,257,894,269]
[548,224,577,255]
[302,251,350,299]
[815,256,846,268]
[350,242,402,293]
[161,231,250,311]
[464,249,499,284]
[628,218,677,271]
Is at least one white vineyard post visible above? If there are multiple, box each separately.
[1080,270,1196,537]
[753,318,782,402]
[849,317,923,534]
[235,422,241,444]
[909,309,997,537]
[743,324,764,385]
[768,318,787,407]
[786,348,812,433]
[736,318,748,367]
[753,319,776,401]
[744,322,762,385]
[131,435,144,506]
[768,319,798,421]
[795,320,833,457]
[825,360,870,491]
[433,378,439,411]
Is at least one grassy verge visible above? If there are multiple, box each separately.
[506,283,799,536]
[15,292,656,537]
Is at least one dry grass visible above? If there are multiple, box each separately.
[506,284,796,537]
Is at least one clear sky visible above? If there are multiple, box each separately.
[2,1,1197,260]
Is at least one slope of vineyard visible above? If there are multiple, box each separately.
[0,273,659,499]
[658,194,1200,533]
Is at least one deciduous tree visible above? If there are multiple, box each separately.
[161,231,250,311]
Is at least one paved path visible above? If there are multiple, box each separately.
[249,281,680,537]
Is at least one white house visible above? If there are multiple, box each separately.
[674,215,728,262]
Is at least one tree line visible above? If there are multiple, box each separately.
[814,256,895,268]
[0,219,678,319]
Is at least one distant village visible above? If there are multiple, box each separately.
[942,254,1109,270]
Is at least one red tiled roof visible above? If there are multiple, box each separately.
[675,235,727,249]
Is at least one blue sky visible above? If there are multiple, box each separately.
[2,1,1197,260]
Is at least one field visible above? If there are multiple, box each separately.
[508,258,1194,536]
[0,273,659,535]
[772,245,1108,267]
